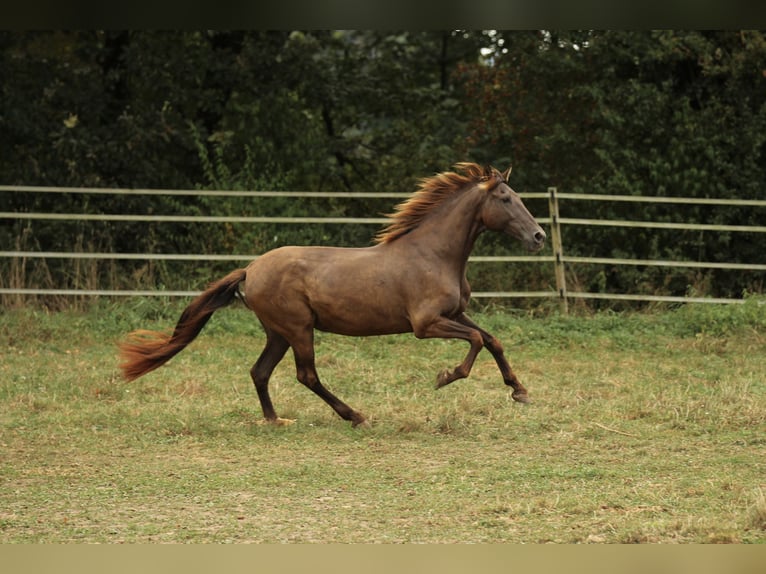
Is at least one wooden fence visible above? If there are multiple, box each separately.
[2,185,765,311]
[546,187,766,312]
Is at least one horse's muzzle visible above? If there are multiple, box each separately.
[527,229,546,252]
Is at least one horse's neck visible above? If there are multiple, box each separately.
[401,187,484,266]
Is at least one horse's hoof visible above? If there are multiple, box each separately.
[512,391,531,404]
[351,417,370,429]
[258,417,296,426]
[435,369,451,389]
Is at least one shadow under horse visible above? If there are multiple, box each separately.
[119,163,546,427]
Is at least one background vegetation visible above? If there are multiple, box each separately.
[2,30,765,305]
[3,32,764,544]
[0,30,766,543]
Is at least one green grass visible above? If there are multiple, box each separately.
[1,299,765,543]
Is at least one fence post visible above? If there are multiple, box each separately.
[548,186,568,314]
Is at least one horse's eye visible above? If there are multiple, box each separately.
[501,196,511,204]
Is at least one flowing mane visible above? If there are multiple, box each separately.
[375,162,501,244]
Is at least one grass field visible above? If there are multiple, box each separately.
[1,298,765,543]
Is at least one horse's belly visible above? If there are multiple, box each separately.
[311,290,413,336]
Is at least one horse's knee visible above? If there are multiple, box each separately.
[249,366,263,387]
[487,335,504,353]
[250,365,269,389]
[296,366,319,388]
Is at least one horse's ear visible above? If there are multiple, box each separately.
[502,166,512,181]
[483,165,494,178]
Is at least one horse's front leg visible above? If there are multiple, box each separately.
[456,313,530,403]
[412,316,485,389]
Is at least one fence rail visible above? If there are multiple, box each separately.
[545,187,765,312]
[0,186,412,199]
[558,217,766,233]
[0,212,391,225]
[2,185,764,310]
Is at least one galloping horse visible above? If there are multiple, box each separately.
[119,163,546,427]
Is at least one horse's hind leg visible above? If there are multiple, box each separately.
[291,332,368,427]
[250,331,291,424]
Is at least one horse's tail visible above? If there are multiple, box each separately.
[119,268,247,381]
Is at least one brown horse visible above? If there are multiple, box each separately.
[119,163,546,427]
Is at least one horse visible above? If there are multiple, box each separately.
[119,163,546,427]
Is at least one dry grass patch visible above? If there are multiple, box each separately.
[1,302,764,542]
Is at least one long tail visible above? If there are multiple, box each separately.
[118,268,247,381]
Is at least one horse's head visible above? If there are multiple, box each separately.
[479,166,546,252]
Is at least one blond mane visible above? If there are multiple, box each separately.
[375,163,503,244]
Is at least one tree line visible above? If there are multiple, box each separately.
[2,30,765,305]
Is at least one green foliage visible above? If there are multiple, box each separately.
[463,30,766,302]
[1,31,765,306]
[670,294,766,337]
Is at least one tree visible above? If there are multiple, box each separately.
[3,31,764,303]
[460,30,766,300]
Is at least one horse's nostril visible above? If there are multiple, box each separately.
[534,231,546,243]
